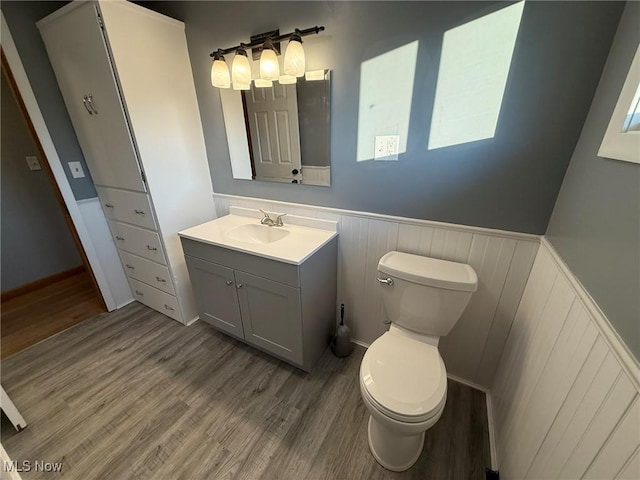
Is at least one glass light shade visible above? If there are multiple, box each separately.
[278,75,297,85]
[211,59,230,88]
[284,39,305,77]
[254,78,273,88]
[231,52,251,87]
[260,48,280,81]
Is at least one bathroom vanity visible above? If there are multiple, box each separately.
[179,208,338,371]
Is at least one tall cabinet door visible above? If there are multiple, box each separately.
[235,271,303,364]
[38,3,146,192]
[184,257,244,340]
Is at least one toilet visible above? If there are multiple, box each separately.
[359,251,478,471]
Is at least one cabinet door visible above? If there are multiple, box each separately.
[235,271,303,364]
[38,3,146,192]
[184,257,244,339]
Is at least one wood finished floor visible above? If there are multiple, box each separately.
[1,302,490,479]
[1,270,105,359]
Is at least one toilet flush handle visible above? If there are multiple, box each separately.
[377,277,394,286]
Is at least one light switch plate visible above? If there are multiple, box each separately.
[25,156,42,171]
[374,135,400,161]
[68,161,85,178]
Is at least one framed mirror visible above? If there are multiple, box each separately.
[221,70,331,186]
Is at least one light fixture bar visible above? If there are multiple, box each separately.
[209,26,325,58]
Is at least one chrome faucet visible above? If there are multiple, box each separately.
[259,209,287,227]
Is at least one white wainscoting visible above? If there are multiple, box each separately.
[491,238,640,479]
[77,198,133,309]
[213,193,539,388]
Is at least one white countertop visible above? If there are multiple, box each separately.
[178,207,338,265]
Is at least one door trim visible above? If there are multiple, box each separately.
[1,12,117,310]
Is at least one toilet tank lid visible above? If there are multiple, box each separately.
[378,251,478,292]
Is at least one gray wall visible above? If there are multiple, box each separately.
[145,1,623,234]
[546,3,640,360]
[2,1,97,200]
[1,72,82,292]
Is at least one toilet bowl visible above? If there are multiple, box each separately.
[360,251,477,471]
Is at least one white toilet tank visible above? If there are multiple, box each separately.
[377,252,478,337]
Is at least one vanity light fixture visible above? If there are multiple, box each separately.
[209,26,325,88]
[254,79,273,88]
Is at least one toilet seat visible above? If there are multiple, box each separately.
[360,331,447,423]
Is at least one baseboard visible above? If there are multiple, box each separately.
[1,266,84,302]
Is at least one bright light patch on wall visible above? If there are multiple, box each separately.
[357,41,419,161]
[428,1,525,150]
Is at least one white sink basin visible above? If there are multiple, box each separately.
[179,207,338,265]
[225,223,290,244]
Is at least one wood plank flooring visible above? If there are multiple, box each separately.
[1,270,105,359]
[1,303,490,479]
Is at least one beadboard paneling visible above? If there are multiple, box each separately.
[491,239,640,479]
[213,194,538,388]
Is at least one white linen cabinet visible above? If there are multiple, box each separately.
[38,1,214,324]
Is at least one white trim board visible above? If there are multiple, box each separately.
[213,193,540,241]
[1,12,119,311]
[213,193,540,390]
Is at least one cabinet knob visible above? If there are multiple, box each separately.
[146,245,158,251]
[236,283,243,289]
[134,209,145,215]
[226,280,233,286]
[115,236,124,241]
[156,276,166,283]
[292,169,299,175]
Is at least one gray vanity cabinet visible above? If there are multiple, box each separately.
[181,237,337,372]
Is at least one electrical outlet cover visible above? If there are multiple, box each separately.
[25,156,42,171]
[68,161,85,179]
[374,135,399,161]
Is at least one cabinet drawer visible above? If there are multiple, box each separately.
[97,186,157,230]
[120,251,175,295]
[180,238,300,287]
[109,221,167,264]
[130,278,180,322]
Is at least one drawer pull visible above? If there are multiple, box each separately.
[146,245,158,251]
[156,276,166,283]
[115,236,125,241]
[126,264,135,269]
[134,209,145,215]
[236,283,243,289]
[226,280,233,286]
[135,290,144,296]
[104,203,114,208]
[164,304,174,311]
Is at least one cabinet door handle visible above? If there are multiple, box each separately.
[164,304,174,311]
[87,94,98,114]
[135,290,144,296]
[236,283,243,289]
[134,209,145,215]
[225,280,233,286]
[126,264,135,269]
[146,245,157,251]
[104,203,114,208]
[156,276,166,283]
[115,236,124,241]
[82,95,93,115]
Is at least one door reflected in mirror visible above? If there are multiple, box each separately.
[221,70,331,186]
